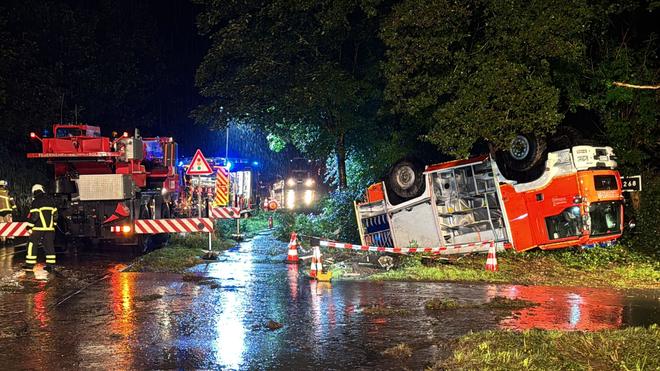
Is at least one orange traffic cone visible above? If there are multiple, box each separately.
[485,242,498,272]
[309,245,322,279]
[286,232,300,264]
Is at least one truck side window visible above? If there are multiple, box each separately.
[545,206,582,240]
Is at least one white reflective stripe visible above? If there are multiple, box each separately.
[151,220,168,233]
[138,221,153,234]
[181,219,197,232]
[170,219,186,232]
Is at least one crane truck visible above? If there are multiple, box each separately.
[28,124,180,247]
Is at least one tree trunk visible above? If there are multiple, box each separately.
[336,131,347,189]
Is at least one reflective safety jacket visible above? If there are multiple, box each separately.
[0,189,17,213]
[27,193,58,231]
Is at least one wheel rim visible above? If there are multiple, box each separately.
[509,135,530,160]
[395,166,416,189]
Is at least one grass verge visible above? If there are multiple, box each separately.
[436,325,660,370]
[216,211,272,239]
[382,343,413,359]
[128,234,236,273]
[370,244,660,289]
[362,305,412,316]
[425,297,537,311]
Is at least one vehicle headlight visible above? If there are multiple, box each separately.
[304,190,313,205]
[286,190,295,209]
[304,178,314,187]
[287,178,296,186]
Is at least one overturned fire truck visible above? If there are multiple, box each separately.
[27,124,182,247]
[354,145,623,254]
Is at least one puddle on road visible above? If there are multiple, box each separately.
[0,235,658,370]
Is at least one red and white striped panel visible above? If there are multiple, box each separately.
[0,222,31,237]
[211,207,240,219]
[320,240,509,255]
[134,218,214,234]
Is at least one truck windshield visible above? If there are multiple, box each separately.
[56,128,83,137]
[589,201,621,236]
[144,140,163,161]
[545,206,583,240]
[594,175,618,190]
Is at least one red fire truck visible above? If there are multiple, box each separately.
[27,124,180,246]
[355,145,623,254]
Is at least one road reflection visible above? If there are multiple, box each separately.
[495,285,624,330]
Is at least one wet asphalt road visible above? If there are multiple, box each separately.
[0,233,658,370]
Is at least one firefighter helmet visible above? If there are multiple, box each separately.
[0,180,7,187]
[31,184,45,194]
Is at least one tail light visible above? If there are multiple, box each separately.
[110,225,132,233]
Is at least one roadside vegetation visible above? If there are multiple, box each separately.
[216,210,274,239]
[371,244,659,289]
[436,325,660,370]
[425,297,537,311]
[128,233,236,273]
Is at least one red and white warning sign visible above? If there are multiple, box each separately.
[185,149,214,176]
[211,207,240,219]
[134,218,214,234]
[0,222,31,237]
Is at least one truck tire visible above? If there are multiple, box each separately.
[385,158,425,205]
[548,126,599,150]
[495,133,547,182]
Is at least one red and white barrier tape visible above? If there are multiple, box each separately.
[0,222,31,237]
[320,240,508,255]
[134,218,213,234]
[211,207,240,219]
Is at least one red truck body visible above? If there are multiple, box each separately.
[355,146,623,254]
[28,124,180,245]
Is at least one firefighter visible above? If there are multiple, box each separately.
[23,184,58,272]
[0,180,17,243]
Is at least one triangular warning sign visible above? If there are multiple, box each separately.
[186,149,214,175]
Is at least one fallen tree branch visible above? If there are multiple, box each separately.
[612,81,660,90]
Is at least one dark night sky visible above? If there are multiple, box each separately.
[110,0,295,179]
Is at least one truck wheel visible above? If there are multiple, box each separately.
[495,133,547,182]
[385,158,425,205]
[548,126,599,150]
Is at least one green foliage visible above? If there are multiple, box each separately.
[373,264,508,282]
[267,134,286,153]
[194,0,389,187]
[628,175,660,257]
[382,0,592,157]
[274,189,362,243]
[530,244,654,269]
[593,63,659,172]
[129,234,236,273]
[438,326,660,370]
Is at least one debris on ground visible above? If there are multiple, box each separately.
[181,273,221,287]
[382,343,413,359]
[362,305,411,316]
[377,256,394,270]
[425,296,537,311]
[425,298,460,310]
[483,296,538,310]
[181,273,206,282]
[266,320,283,330]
